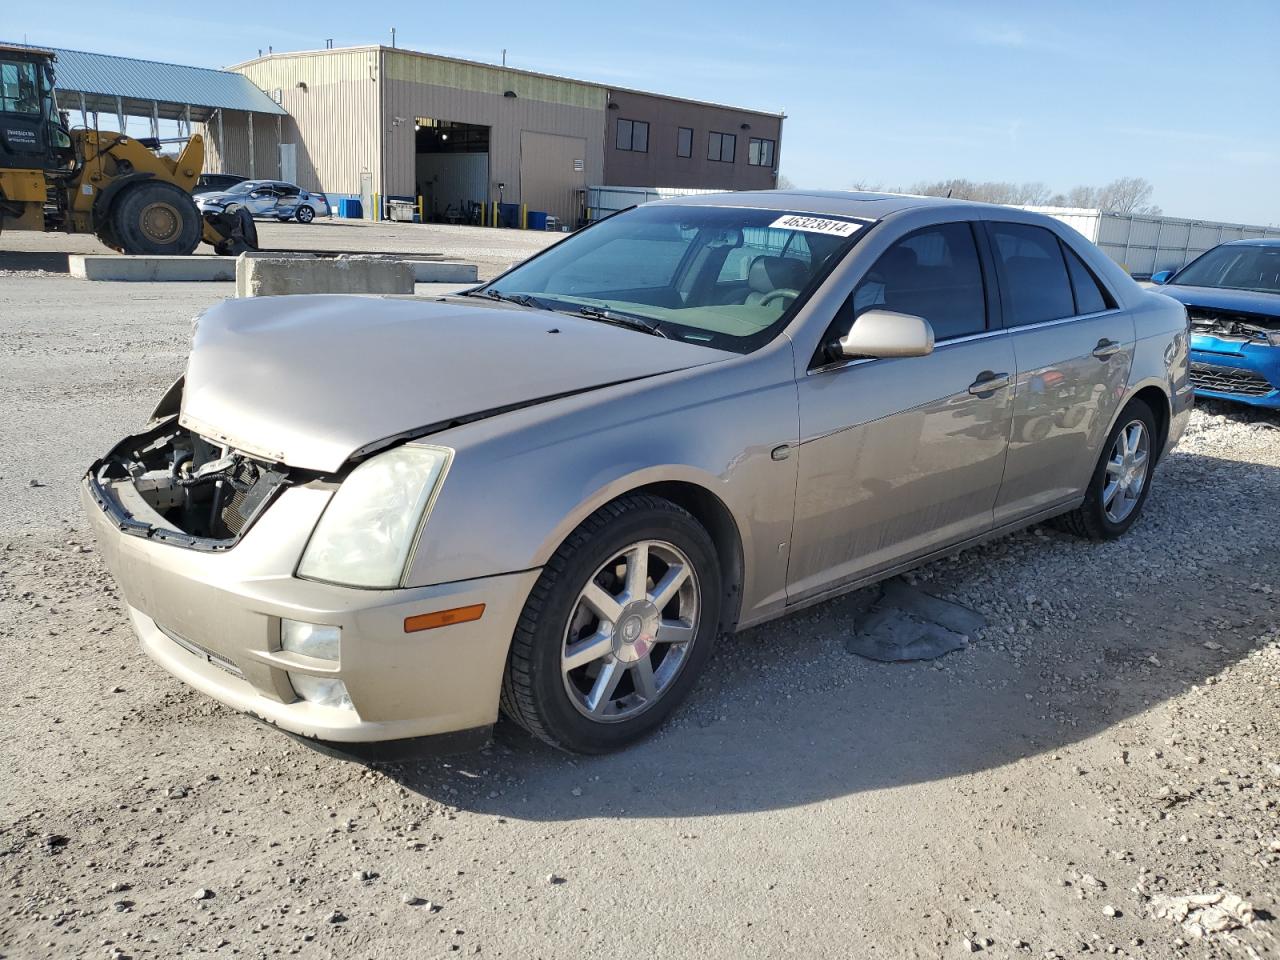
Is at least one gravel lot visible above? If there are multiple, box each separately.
[1,248,1277,959]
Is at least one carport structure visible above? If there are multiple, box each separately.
[45,46,286,177]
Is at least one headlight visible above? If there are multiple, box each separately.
[297,445,450,588]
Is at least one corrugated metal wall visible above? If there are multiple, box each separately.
[382,74,605,207]
[205,49,378,195]
[1022,205,1280,278]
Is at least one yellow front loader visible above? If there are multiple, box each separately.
[0,43,256,256]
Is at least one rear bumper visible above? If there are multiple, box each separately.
[1189,338,1280,409]
[82,477,539,749]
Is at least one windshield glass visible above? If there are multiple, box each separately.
[0,60,41,114]
[482,204,870,352]
[1174,244,1280,294]
[225,181,257,195]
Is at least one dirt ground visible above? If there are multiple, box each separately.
[0,237,1277,959]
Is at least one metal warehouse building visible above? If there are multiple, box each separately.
[204,45,783,227]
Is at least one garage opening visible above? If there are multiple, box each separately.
[415,118,489,224]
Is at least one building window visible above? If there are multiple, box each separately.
[677,126,693,158]
[616,118,649,152]
[748,137,775,167]
[708,131,736,163]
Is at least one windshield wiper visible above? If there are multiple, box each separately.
[462,288,553,310]
[567,306,668,339]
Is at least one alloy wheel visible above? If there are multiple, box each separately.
[1103,419,1150,523]
[561,539,700,722]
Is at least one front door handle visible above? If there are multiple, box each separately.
[968,371,1011,395]
[1092,338,1122,360]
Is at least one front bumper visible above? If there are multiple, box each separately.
[1189,335,1280,409]
[81,477,539,749]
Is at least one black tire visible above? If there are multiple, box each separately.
[111,181,202,255]
[295,205,315,223]
[1052,399,1158,541]
[211,206,258,256]
[500,494,721,753]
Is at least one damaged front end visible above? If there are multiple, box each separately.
[86,418,301,550]
[1188,307,1280,345]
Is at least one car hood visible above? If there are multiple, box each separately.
[1160,284,1280,317]
[179,295,733,472]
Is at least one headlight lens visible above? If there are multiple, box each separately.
[297,445,450,588]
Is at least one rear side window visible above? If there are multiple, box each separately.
[852,222,987,340]
[1062,244,1113,315]
[989,223,1075,325]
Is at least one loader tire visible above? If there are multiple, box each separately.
[210,206,257,256]
[111,181,202,256]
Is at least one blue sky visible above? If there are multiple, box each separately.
[11,0,1279,224]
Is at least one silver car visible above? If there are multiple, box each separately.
[82,191,1192,755]
[195,179,330,223]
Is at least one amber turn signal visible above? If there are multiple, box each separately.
[404,603,486,633]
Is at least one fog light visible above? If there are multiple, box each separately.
[288,673,353,710]
[280,619,340,661]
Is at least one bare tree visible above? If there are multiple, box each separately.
[906,176,1161,214]
[776,173,796,190]
[1095,177,1161,214]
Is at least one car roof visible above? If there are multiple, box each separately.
[1222,237,1280,247]
[650,189,1010,220]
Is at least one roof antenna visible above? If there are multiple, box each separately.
[945,188,953,198]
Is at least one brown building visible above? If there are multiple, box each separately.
[205,46,783,227]
[603,87,782,191]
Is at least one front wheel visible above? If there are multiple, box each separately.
[500,495,721,753]
[1053,399,1158,540]
[109,182,202,255]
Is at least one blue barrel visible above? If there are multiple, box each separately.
[338,197,363,219]
[527,211,548,231]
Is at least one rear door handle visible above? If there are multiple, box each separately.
[1092,338,1122,360]
[968,371,1011,395]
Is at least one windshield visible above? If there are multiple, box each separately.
[225,181,257,195]
[481,204,870,352]
[1174,244,1280,294]
[0,60,41,115]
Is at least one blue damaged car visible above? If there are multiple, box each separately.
[1152,239,1280,409]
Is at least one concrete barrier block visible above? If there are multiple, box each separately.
[70,255,238,282]
[404,260,479,283]
[236,254,416,297]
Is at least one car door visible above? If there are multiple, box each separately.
[274,183,301,217]
[787,221,1016,604]
[984,221,1134,523]
[245,184,279,217]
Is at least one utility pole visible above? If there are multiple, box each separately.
[391,27,396,48]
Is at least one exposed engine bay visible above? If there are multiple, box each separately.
[88,419,295,547]
[1188,307,1280,345]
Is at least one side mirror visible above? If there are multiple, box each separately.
[839,309,935,359]
[1150,269,1175,285]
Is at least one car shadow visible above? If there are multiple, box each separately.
[378,448,1278,820]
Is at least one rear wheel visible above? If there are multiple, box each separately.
[110,182,202,255]
[295,205,315,223]
[500,494,720,753]
[1053,399,1157,540]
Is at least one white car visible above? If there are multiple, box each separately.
[195,180,330,223]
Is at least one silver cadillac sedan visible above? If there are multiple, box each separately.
[82,191,1192,755]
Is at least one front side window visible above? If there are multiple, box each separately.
[677,126,693,158]
[708,131,736,163]
[989,222,1076,325]
[616,118,649,152]
[0,60,41,114]
[851,222,987,340]
[748,138,775,167]
[481,204,867,353]
[1173,243,1280,294]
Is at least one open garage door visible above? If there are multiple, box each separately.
[416,119,489,224]
[520,131,586,229]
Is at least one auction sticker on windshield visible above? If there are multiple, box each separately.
[768,214,864,237]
